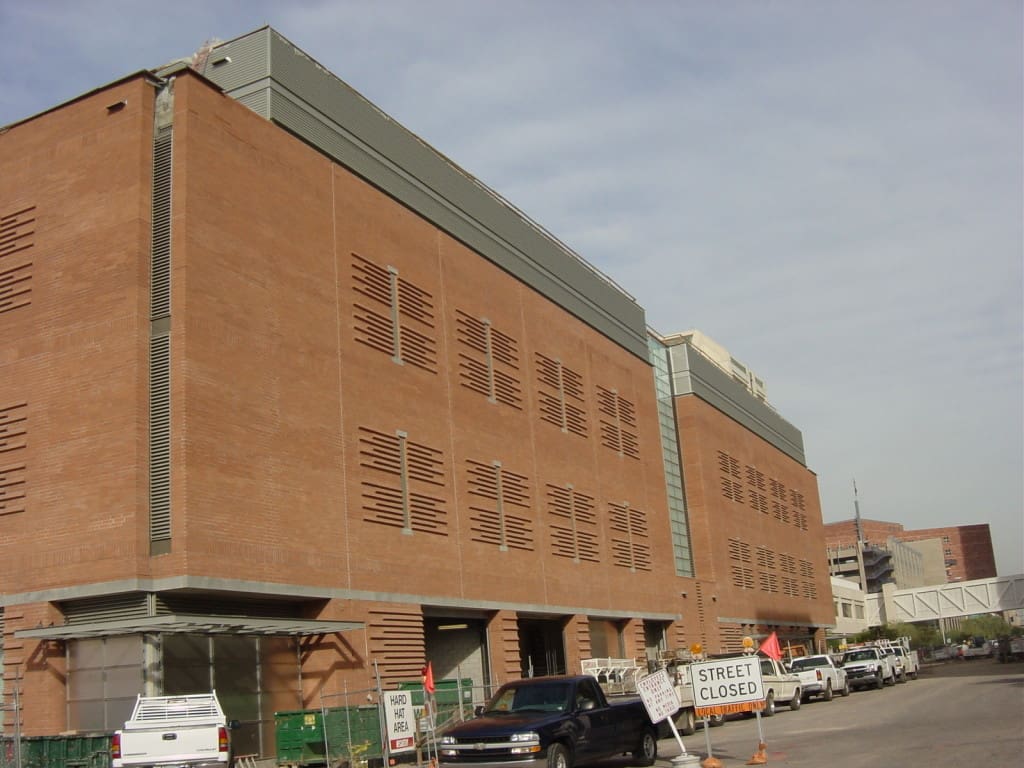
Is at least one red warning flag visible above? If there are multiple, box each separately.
[422,661,436,694]
[758,632,782,661]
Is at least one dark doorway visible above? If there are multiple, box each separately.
[517,618,566,677]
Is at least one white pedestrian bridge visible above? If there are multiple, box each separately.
[869,573,1024,626]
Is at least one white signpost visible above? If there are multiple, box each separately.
[382,690,417,755]
[636,669,690,759]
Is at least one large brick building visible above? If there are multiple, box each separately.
[823,519,996,583]
[0,28,833,751]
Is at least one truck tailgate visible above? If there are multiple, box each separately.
[118,721,226,766]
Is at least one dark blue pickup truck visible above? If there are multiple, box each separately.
[438,675,657,768]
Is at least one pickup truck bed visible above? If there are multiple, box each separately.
[112,693,231,768]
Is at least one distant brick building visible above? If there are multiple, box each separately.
[823,519,996,583]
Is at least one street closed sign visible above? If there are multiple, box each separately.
[690,656,765,716]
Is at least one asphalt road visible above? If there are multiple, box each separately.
[639,657,1024,767]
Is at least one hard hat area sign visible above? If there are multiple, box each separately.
[382,690,416,754]
[690,657,765,707]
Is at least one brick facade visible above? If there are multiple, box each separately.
[1,59,830,738]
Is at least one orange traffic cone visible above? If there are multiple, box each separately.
[746,741,768,765]
[701,757,724,768]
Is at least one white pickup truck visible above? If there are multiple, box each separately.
[841,646,896,689]
[787,654,850,701]
[112,692,237,768]
[754,656,803,715]
[882,642,920,681]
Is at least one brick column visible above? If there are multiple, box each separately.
[486,611,522,684]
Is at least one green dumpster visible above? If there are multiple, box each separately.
[275,706,382,767]
[3,734,112,768]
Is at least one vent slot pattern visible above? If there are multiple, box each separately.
[756,546,775,570]
[802,582,818,600]
[731,565,755,589]
[352,253,437,372]
[368,608,425,688]
[0,402,28,517]
[149,335,171,541]
[608,501,651,571]
[748,491,768,514]
[467,460,532,551]
[0,463,26,516]
[455,311,522,408]
[728,538,752,562]
[547,484,599,562]
[769,478,787,501]
[0,205,35,315]
[596,386,639,458]
[759,572,779,593]
[536,353,587,437]
[799,559,814,578]
[745,466,766,490]
[782,577,799,597]
[358,427,447,535]
[148,119,173,551]
[779,554,796,574]
[151,131,172,319]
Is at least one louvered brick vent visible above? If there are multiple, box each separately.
[0,402,28,516]
[547,483,599,562]
[455,310,522,408]
[608,501,651,571]
[358,427,447,535]
[536,353,588,437]
[596,386,639,458]
[368,608,426,688]
[352,253,437,372]
[0,205,34,315]
[467,459,533,551]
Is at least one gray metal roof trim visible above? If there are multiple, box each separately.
[200,28,649,360]
[15,614,363,640]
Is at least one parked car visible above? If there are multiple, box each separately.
[788,654,850,701]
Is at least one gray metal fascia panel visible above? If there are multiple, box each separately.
[671,345,807,465]
[198,28,648,360]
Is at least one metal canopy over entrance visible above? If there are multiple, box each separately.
[15,614,363,640]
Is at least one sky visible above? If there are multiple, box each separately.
[1,1,1021,576]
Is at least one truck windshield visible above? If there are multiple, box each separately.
[843,650,876,662]
[790,658,826,670]
[484,682,572,714]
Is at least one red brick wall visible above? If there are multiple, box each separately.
[0,78,157,607]
[675,395,833,652]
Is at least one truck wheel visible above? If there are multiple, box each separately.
[840,680,850,697]
[874,672,884,690]
[897,669,906,683]
[789,691,801,711]
[677,708,696,736]
[708,713,726,728]
[909,669,918,680]
[547,743,571,768]
[633,727,658,766]
[822,681,833,702]
[763,691,775,717]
